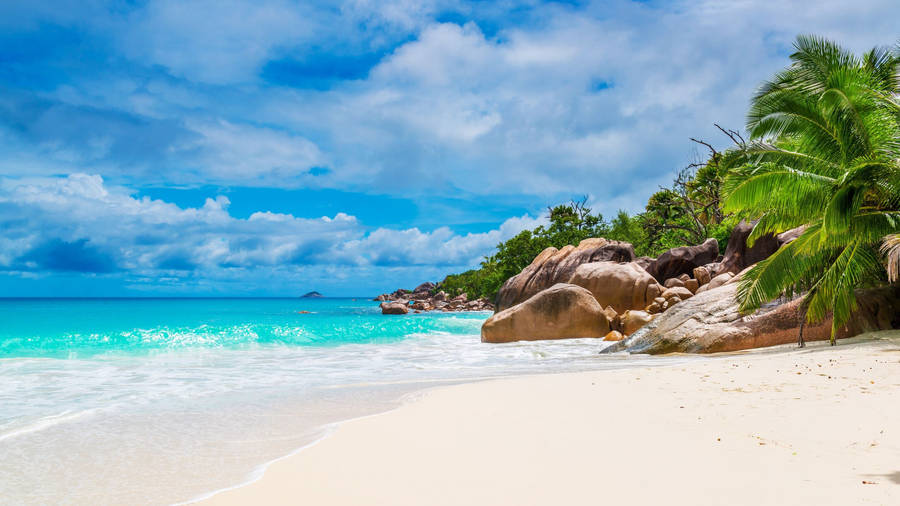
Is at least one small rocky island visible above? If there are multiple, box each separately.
[374,282,494,314]
[300,291,324,298]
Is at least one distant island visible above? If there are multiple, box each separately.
[300,291,324,298]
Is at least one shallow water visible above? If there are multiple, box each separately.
[0,298,683,504]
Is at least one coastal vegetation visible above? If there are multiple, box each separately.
[440,131,740,300]
[723,35,900,343]
[441,35,900,338]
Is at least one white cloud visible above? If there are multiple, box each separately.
[13,0,897,217]
[2,0,898,294]
[120,0,312,84]
[256,0,900,216]
[186,120,326,183]
[0,174,543,292]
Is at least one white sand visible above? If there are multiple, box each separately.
[203,333,900,505]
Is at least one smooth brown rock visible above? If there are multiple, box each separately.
[604,284,900,354]
[661,286,693,301]
[695,272,734,294]
[693,266,711,286]
[707,272,734,290]
[495,239,636,311]
[411,301,431,311]
[664,278,685,289]
[380,302,409,315]
[603,330,624,342]
[684,279,699,293]
[644,238,719,283]
[413,281,436,294]
[567,261,664,314]
[645,301,662,314]
[707,221,806,277]
[622,310,654,336]
[481,284,611,343]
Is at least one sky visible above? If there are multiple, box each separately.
[0,0,897,297]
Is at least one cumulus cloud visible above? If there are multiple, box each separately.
[0,174,543,293]
[6,0,898,207]
[253,0,900,212]
[1,0,897,293]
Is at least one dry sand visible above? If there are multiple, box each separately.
[202,332,900,505]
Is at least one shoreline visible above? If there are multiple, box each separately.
[200,332,900,505]
[181,352,708,504]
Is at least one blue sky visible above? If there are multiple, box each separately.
[0,0,896,296]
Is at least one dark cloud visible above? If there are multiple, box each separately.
[16,238,117,273]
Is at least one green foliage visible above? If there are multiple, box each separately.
[438,155,738,300]
[440,35,899,346]
[606,210,648,254]
[439,200,613,299]
[724,35,900,342]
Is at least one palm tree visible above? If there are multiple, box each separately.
[722,35,900,344]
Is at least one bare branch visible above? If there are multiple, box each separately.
[690,137,718,156]
[714,123,746,146]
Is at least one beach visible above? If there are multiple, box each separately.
[204,332,900,505]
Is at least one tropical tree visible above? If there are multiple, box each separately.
[723,35,900,344]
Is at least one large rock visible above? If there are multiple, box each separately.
[413,281,435,294]
[496,238,635,311]
[708,221,806,277]
[605,284,900,354]
[644,238,719,283]
[481,283,611,343]
[380,301,409,315]
[567,261,664,314]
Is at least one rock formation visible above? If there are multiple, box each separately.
[621,310,654,336]
[380,301,409,315]
[643,238,719,283]
[479,231,898,350]
[704,221,805,277]
[374,285,493,313]
[605,284,900,354]
[496,238,635,311]
[481,284,611,343]
[567,261,663,314]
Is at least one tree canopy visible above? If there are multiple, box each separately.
[723,35,900,342]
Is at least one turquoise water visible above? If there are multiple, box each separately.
[0,297,486,358]
[0,297,665,505]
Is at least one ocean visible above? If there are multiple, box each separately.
[0,297,676,504]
